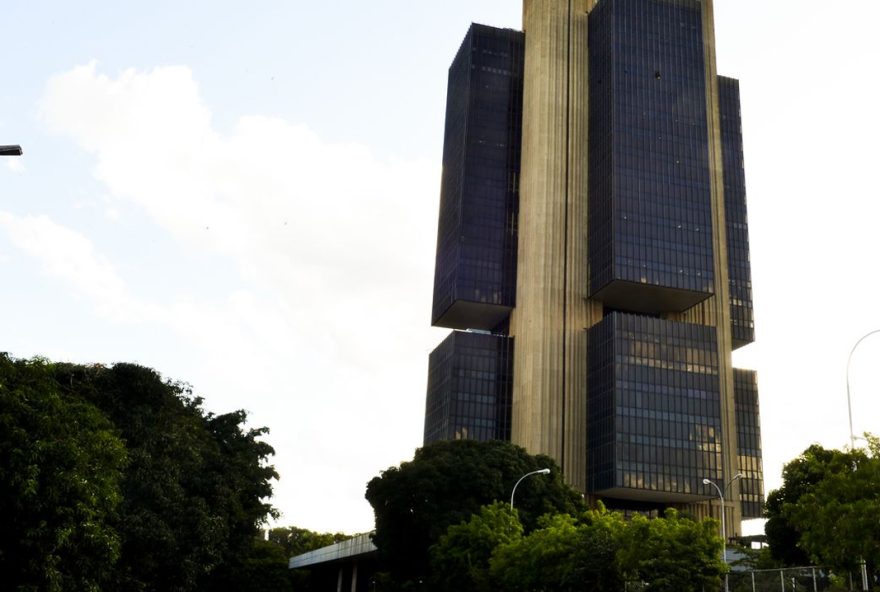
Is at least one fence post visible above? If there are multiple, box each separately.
[812,567,817,592]
[752,571,756,592]
[781,569,785,591]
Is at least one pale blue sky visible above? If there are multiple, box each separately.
[2,1,880,535]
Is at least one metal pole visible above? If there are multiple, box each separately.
[703,480,728,592]
[751,570,756,592]
[780,569,784,591]
[813,567,818,592]
[860,559,869,591]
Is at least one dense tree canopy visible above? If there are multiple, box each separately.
[0,354,281,592]
[430,502,522,592]
[766,438,879,580]
[365,439,585,587]
[268,526,350,559]
[430,502,723,592]
[0,355,127,591]
[618,509,724,592]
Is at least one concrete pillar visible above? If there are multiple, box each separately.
[513,0,599,494]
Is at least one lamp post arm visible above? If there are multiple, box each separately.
[846,329,880,450]
[510,469,549,509]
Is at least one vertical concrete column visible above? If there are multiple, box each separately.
[562,0,599,493]
[337,567,344,592]
[350,562,358,592]
[512,0,595,489]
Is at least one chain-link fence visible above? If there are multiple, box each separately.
[621,566,873,592]
[728,567,832,591]
[729,566,874,592]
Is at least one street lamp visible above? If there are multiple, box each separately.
[703,473,743,592]
[846,329,880,450]
[0,145,23,156]
[510,468,550,509]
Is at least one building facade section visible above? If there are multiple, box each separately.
[733,368,764,518]
[588,0,715,314]
[424,0,763,528]
[424,331,514,444]
[719,76,755,349]
[587,313,723,502]
[431,24,525,331]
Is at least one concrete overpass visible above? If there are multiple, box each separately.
[289,532,379,592]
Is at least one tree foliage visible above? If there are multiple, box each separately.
[430,502,522,592]
[365,439,585,587]
[765,444,857,566]
[432,502,721,592]
[618,509,724,592]
[491,513,594,591]
[0,354,280,592]
[0,355,127,591]
[268,526,350,558]
[766,439,879,579]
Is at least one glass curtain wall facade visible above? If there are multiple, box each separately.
[424,0,763,525]
[587,313,723,501]
[424,331,513,444]
[734,369,764,518]
[719,76,756,348]
[588,0,715,314]
[431,24,524,331]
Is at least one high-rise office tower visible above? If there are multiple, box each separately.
[425,0,763,535]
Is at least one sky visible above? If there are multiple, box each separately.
[2,1,879,537]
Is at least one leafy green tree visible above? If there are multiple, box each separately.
[269,526,350,558]
[0,355,127,591]
[565,506,629,591]
[54,361,279,591]
[1,355,280,591]
[207,538,294,592]
[618,508,724,592]
[489,506,627,592]
[490,513,583,591]
[429,502,522,592]
[765,444,860,566]
[779,438,879,578]
[365,440,585,587]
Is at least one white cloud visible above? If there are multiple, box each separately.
[0,212,160,323]
[33,62,442,532]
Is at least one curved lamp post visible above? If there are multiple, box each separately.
[846,329,880,450]
[510,468,550,509]
[845,331,878,591]
[703,473,743,592]
[0,145,23,156]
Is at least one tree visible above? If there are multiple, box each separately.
[207,538,294,592]
[489,506,628,592]
[51,362,279,591]
[617,508,724,592]
[364,439,585,587]
[1,355,281,591]
[771,438,880,578]
[764,444,859,566]
[429,502,523,592]
[0,354,127,591]
[268,526,350,558]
